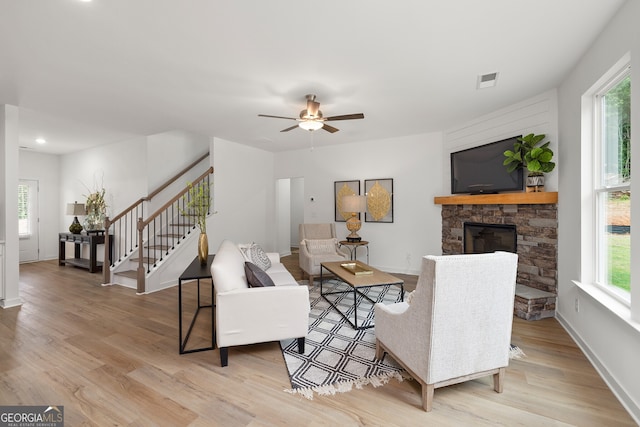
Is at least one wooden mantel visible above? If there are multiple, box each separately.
[434,191,558,205]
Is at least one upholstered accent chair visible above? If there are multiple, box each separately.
[298,223,349,284]
[374,251,519,411]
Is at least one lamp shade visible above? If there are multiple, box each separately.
[342,195,366,213]
[67,201,86,216]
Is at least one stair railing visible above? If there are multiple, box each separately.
[136,167,214,293]
[103,152,209,285]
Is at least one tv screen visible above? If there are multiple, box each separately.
[450,136,523,194]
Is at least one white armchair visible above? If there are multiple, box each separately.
[374,251,518,411]
[298,223,349,284]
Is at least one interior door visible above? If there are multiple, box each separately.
[19,179,39,262]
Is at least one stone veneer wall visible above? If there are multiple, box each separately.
[441,203,558,295]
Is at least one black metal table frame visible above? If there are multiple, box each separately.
[320,264,404,330]
[339,241,370,264]
[179,255,215,354]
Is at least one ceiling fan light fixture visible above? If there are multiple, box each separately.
[299,120,323,131]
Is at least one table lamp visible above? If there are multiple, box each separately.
[342,195,366,242]
[67,201,86,234]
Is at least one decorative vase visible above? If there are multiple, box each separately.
[526,174,545,193]
[83,209,106,231]
[198,232,208,266]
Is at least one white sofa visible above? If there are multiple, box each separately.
[210,239,310,367]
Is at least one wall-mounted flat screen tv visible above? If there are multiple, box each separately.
[450,136,523,194]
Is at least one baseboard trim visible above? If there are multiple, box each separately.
[556,312,640,425]
[1,297,23,308]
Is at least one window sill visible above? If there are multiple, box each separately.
[572,280,640,334]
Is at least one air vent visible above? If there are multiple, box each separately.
[477,72,499,89]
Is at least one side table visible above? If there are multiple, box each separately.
[179,254,215,354]
[339,240,369,264]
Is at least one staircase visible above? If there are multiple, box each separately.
[103,154,213,294]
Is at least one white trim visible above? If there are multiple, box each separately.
[557,307,640,425]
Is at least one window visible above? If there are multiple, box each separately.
[594,68,631,297]
[18,182,32,237]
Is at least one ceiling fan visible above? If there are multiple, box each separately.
[258,94,364,133]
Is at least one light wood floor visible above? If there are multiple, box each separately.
[0,258,635,426]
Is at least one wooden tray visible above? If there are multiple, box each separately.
[340,262,373,275]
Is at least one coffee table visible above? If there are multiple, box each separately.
[320,260,404,330]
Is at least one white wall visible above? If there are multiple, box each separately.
[19,150,60,260]
[146,130,210,216]
[556,0,640,421]
[1,105,20,307]
[443,89,559,194]
[208,137,276,252]
[274,133,443,275]
[147,130,209,191]
[60,136,148,229]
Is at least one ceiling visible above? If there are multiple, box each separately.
[0,0,625,155]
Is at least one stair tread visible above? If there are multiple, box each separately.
[145,244,171,250]
[114,270,137,279]
[130,257,156,263]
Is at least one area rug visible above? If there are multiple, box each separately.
[280,280,526,399]
[280,280,407,399]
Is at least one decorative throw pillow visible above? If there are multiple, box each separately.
[244,262,275,287]
[305,238,337,255]
[239,243,272,271]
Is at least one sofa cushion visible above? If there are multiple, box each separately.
[244,262,275,288]
[305,238,337,254]
[211,239,249,293]
[239,243,272,271]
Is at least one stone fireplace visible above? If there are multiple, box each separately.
[435,192,558,320]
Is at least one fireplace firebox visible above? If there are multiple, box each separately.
[464,222,517,254]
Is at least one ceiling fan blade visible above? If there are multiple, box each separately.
[280,125,299,132]
[322,123,339,133]
[258,114,298,121]
[325,113,365,121]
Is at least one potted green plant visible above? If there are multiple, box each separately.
[180,181,212,265]
[503,133,556,192]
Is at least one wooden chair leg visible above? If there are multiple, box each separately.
[297,337,305,354]
[493,367,505,393]
[375,340,384,359]
[422,382,434,412]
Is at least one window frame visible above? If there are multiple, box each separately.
[591,63,631,305]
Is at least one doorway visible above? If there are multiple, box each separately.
[19,179,40,262]
[276,177,304,256]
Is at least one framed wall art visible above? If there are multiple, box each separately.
[365,178,393,223]
[334,180,360,222]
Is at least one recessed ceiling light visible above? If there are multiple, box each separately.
[36,138,46,144]
[477,72,499,89]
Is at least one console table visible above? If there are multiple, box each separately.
[179,255,215,354]
[58,231,112,273]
